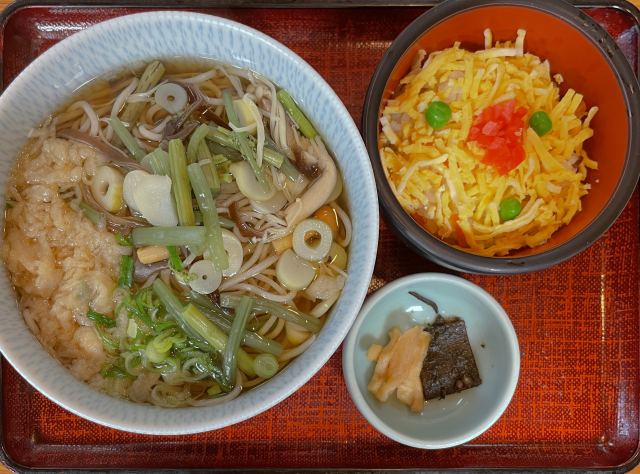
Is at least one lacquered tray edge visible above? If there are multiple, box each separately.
[0,0,638,472]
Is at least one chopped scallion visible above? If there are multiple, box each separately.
[100,364,132,378]
[87,308,116,328]
[115,232,133,246]
[94,324,119,353]
[167,245,183,272]
[117,255,134,288]
[254,353,279,379]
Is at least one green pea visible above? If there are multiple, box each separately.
[425,101,452,129]
[529,111,552,136]
[499,197,522,221]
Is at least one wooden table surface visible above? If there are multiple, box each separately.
[0,0,637,471]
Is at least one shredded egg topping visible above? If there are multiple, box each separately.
[380,29,598,256]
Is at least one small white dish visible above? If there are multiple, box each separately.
[342,273,520,449]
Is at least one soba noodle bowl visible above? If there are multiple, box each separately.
[2,60,350,407]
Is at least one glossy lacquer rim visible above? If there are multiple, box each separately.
[363,0,640,275]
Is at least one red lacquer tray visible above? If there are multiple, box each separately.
[0,1,639,471]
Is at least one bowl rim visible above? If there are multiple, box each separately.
[341,272,521,449]
[362,0,640,275]
[0,10,379,434]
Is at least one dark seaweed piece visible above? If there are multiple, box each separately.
[420,316,482,400]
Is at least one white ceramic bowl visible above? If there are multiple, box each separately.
[342,273,519,449]
[0,12,378,434]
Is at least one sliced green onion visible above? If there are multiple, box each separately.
[121,294,153,334]
[87,308,116,328]
[117,255,134,288]
[145,343,166,365]
[277,89,317,139]
[151,279,183,318]
[142,148,170,175]
[254,353,279,379]
[158,356,179,374]
[220,293,321,333]
[146,330,186,364]
[123,351,143,375]
[154,320,178,333]
[109,117,146,161]
[100,364,132,378]
[132,226,205,247]
[187,163,228,271]
[187,124,211,164]
[115,232,132,246]
[94,324,119,353]
[126,319,138,338]
[222,296,253,384]
[168,139,196,226]
[127,339,147,352]
[166,245,183,272]
[79,201,105,228]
